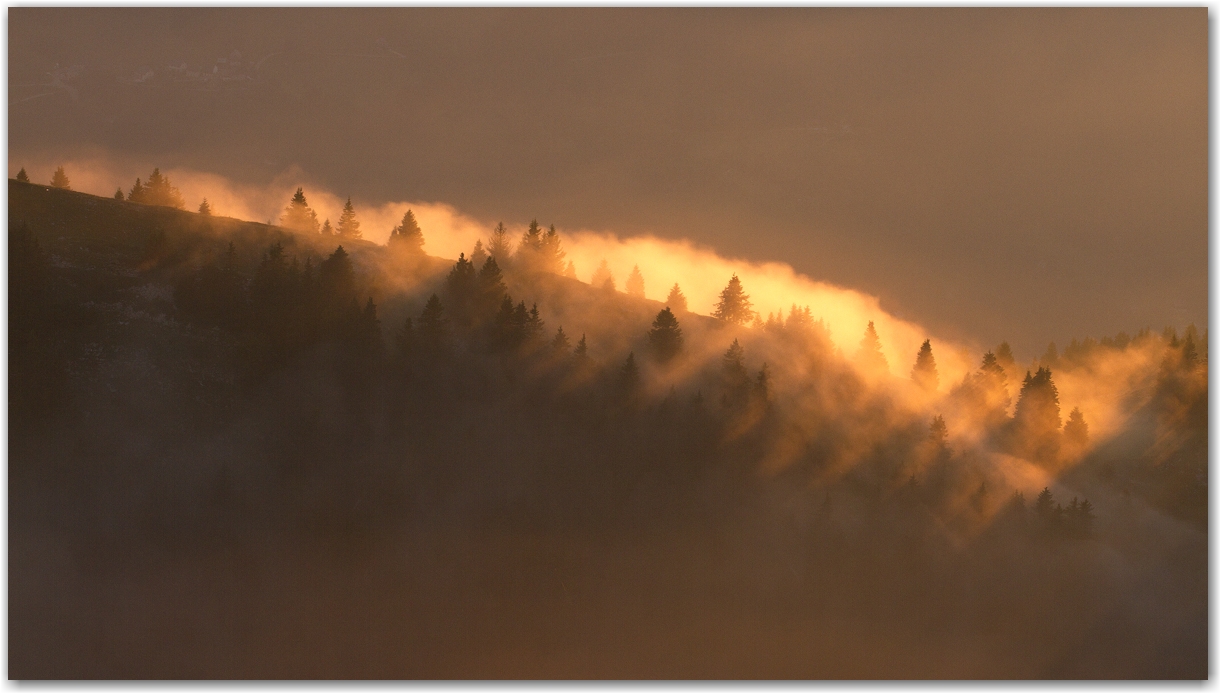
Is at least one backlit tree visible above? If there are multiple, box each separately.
[336,198,361,239]
[713,274,753,326]
[911,339,939,392]
[50,166,70,189]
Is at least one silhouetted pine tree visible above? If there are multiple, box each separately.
[969,350,1012,422]
[320,219,333,236]
[564,261,577,279]
[1034,487,1055,518]
[591,260,615,292]
[714,274,754,326]
[336,198,361,239]
[417,294,447,356]
[488,222,512,262]
[721,339,750,408]
[318,245,356,317]
[525,304,545,342]
[477,256,508,321]
[551,326,571,353]
[1013,367,1062,463]
[139,168,185,209]
[912,339,939,392]
[619,352,640,395]
[1040,342,1060,369]
[198,199,212,215]
[857,321,889,372]
[626,265,645,298]
[389,209,424,254]
[281,188,321,234]
[129,178,145,201]
[114,188,124,200]
[752,363,772,406]
[929,415,948,448]
[470,240,487,268]
[1063,407,1088,448]
[574,334,589,360]
[50,166,70,189]
[490,296,518,353]
[15,168,29,183]
[540,224,566,274]
[445,253,477,328]
[518,219,544,269]
[995,339,1015,373]
[648,307,683,364]
[666,283,688,313]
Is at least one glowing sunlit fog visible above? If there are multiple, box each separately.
[28,157,974,373]
[18,156,1164,458]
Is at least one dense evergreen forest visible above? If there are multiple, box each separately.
[8,175,1207,678]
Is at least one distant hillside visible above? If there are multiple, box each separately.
[7,178,1206,679]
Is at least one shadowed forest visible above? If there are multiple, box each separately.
[8,174,1207,678]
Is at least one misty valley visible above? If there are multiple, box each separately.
[8,174,1207,679]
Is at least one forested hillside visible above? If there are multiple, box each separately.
[9,178,1206,678]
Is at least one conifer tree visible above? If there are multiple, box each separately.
[666,283,688,313]
[352,297,384,360]
[721,339,750,407]
[525,303,545,341]
[281,188,321,234]
[129,178,145,202]
[1034,487,1055,518]
[753,363,772,404]
[470,240,487,268]
[389,209,424,253]
[141,168,185,208]
[619,352,640,393]
[490,296,519,352]
[911,339,939,392]
[1015,367,1061,432]
[648,307,683,364]
[857,321,888,371]
[50,166,70,189]
[551,326,570,353]
[1181,333,1199,368]
[995,341,1016,375]
[336,198,361,239]
[477,256,508,319]
[418,294,447,355]
[198,198,212,215]
[977,350,1012,414]
[488,222,512,262]
[320,219,333,236]
[713,274,753,325]
[540,224,566,274]
[114,188,124,200]
[15,168,29,183]
[564,261,577,279]
[1040,342,1060,369]
[785,305,815,333]
[929,415,948,448]
[625,265,645,298]
[1063,407,1088,447]
[574,334,589,360]
[318,245,356,305]
[519,219,544,259]
[1014,367,1063,462]
[445,253,477,325]
[591,260,615,292]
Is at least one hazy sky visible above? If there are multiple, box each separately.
[9,8,1207,358]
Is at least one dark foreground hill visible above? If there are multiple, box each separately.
[8,180,1206,678]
